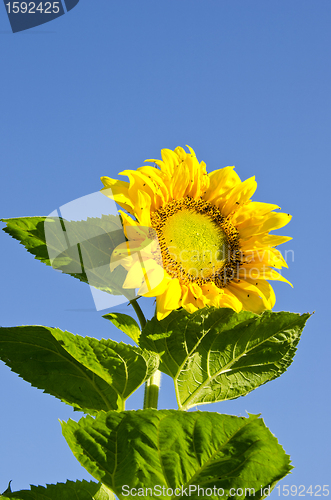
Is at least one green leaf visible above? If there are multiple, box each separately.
[0,326,159,414]
[62,409,292,500]
[1,215,135,299]
[1,217,51,265]
[2,482,12,495]
[102,312,141,344]
[139,308,310,410]
[0,480,115,499]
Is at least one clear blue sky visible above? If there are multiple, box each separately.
[1,0,330,496]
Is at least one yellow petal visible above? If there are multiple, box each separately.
[184,154,202,199]
[241,234,292,250]
[124,224,150,242]
[160,148,180,176]
[217,289,243,312]
[180,284,199,314]
[156,306,173,321]
[173,146,187,161]
[119,170,156,215]
[200,282,221,301]
[227,281,268,314]
[258,212,292,232]
[122,260,144,289]
[156,278,182,319]
[110,240,139,261]
[204,167,241,204]
[231,202,280,227]
[100,177,134,214]
[140,269,170,297]
[172,163,190,199]
[242,247,288,269]
[239,212,292,240]
[138,260,169,296]
[133,190,152,226]
[220,176,257,216]
[137,166,170,208]
[245,278,276,309]
[186,145,196,156]
[239,265,293,286]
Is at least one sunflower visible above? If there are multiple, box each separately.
[101,146,292,320]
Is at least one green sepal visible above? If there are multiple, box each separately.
[139,308,310,410]
[0,480,114,499]
[62,409,292,500]
[102,312,141,344]
[0,326,159,414]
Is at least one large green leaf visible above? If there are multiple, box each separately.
[139,308,310,410]
[102,312,141,344]
[62,409,292,500]
[1,215,135,299]
[0,480,114,499]
[0,326,159,413]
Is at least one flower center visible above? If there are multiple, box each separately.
[151,197,241,288]
[163,209,228,279]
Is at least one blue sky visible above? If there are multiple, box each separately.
[1,0,330,496]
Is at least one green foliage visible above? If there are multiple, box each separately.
[1,217,50,264]
[139,308,310,410]
[103,312,141,344]
[1,216,311,498]
[1,216,135,299]
[62,409,292,500]
[0,480,114,499]
[0,326,159,413]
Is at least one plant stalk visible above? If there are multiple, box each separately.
[143,369,161,409]
[130,298,147,329]
[130,298,161,409]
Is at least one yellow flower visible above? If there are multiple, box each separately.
[101,146,292,320]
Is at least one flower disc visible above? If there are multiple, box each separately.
[163,208,227,279]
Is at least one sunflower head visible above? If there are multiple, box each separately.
[101,146,292,320]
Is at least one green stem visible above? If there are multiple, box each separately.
[130,298,147,329]
[143,369,161,409]
[130,298,161,409]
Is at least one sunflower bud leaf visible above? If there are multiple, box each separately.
[102,312,141,344]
